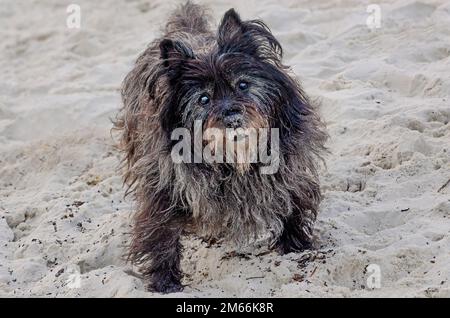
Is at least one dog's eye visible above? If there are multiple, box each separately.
[238,81,249,91]
[198,94,210,105]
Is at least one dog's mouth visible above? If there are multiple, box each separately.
[227,127,250,141]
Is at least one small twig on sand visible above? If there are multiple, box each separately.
[246,276,265,280]
[255,250,272,257]
[221,251,251,260]
[437,178,450,193]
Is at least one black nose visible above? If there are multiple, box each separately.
[222,106,243,128]
[223,107,241,118]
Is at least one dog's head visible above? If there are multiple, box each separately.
[158,9,309,142]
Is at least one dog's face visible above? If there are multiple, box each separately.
[158,9,296,136]
[164,57,270,133]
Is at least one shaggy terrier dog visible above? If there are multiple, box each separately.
[114,2,327,293]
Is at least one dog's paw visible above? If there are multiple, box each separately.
[273,238,312,255]
[148,277,184,294]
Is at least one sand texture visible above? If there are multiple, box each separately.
[0,0,449,297]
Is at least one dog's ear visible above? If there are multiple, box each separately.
[217,9,282,63]
[159,39,194,68]
[217,9,243,46]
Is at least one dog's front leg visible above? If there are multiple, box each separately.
[129,197,185,293]
[274,208,316,254]
[274,187,320,254]
[146,222,183,293]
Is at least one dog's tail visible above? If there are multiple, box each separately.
[165,1,211,35]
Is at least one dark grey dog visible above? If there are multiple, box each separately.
[113,2,327,293]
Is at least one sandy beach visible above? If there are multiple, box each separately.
[0,0,449,297]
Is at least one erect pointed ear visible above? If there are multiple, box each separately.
[217,9,283,63]
[217,9,244,47]
[159,39,194,68]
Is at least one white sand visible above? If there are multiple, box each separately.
[0,0,449,297]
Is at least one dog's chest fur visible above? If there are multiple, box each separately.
[173,163,297,244]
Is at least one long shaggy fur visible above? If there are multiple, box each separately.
[113,2,328,293]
